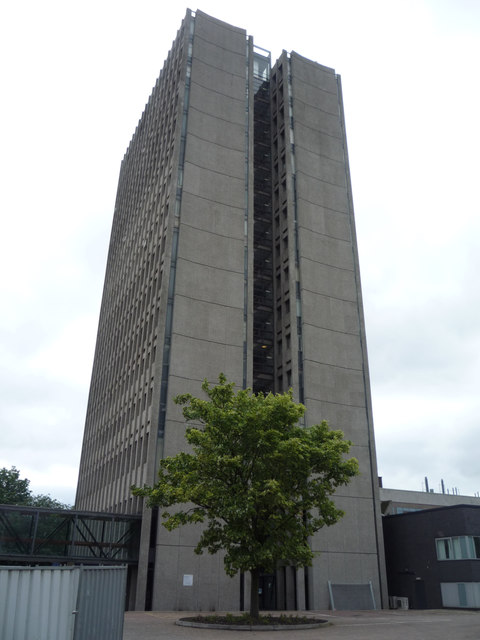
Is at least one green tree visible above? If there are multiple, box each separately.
[0,466,32,505]
[133,374,359,619]
[30,494,71,510]
[0,467,71,509]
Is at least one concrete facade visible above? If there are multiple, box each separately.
[380,487,480,515]
[75,10,386,611]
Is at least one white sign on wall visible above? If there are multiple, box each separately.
[183,574,194,586]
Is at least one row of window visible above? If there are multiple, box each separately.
[76,25,187,513]
[436,536,480,560]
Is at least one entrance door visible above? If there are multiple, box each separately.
[259,573,276,610]
[413,579,427,609]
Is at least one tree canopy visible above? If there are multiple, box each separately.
[0,466,71,509]
[0,466,31,505]
[133,374,359,617]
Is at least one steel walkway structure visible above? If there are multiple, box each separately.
[0,504,141,565]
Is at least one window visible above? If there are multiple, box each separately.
[437,538,453,560]
[441,582,480,608]
[436,536,480,560]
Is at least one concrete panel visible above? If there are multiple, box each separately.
[326,551,348,582]
[184,134,244,178]
[360,554,384,608]
[302,398,369,445]
[190,58,245,102]
[174,548,239,611]
[195,11,246,55]
[158,517,208,550]
[188,106,245,152]
[162,418,189,458]
[298,227,355,271]
[175,551,200,609]
[180,191,244,238]
[308,554,332,609]
[162,376,208,429]
[189,81,244,124]
[152,545,180,609]
[332,447,377,499]
[311,497,378,554]
[178,223,244,272]
[295,145,346,188]
[153,537,240,611]
[296,170,349,213]
[294,121,345,165]
[303,359,367,409]
[292,100,343,140]
[193,33,246,77]
[183,162,244,209]
[169,333,244,382]
[175,258,244,307]
[296,199,351,241]
[302,323,363,370]
[338,553,365,586]
[290,52,337,92]
[291,80,340,116]
[300,258,358,302]
[302,290,360,335]
[345,497,379,553]
[195,552,239,611]
[224,344,246,381]
[173,295,244,346]
[165,373,205,400]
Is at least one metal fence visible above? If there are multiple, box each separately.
[0,565,127,640]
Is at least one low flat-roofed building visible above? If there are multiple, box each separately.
[380,487,480,516]
[382,497,480,609]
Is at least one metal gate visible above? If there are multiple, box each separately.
[0,565,127,640]
[73,566,127,639]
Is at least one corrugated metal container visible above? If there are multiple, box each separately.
[74,566,127,640]
[0,566,127,640]
[0,566,79,640]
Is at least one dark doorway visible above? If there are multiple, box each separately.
[259,573,276,610]
[413,579,427,609]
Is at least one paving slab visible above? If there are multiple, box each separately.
[123,609,480,640]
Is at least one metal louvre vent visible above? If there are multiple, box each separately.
[328,581,376,610]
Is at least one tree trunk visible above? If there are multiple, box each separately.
[249,567,260,619]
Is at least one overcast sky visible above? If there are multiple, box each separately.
[1,0,479,505]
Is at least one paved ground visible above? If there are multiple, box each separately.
[123,609,480,639]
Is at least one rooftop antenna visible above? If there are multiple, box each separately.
[425,476,429,493]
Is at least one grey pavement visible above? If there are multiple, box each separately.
[123,609,480,639]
